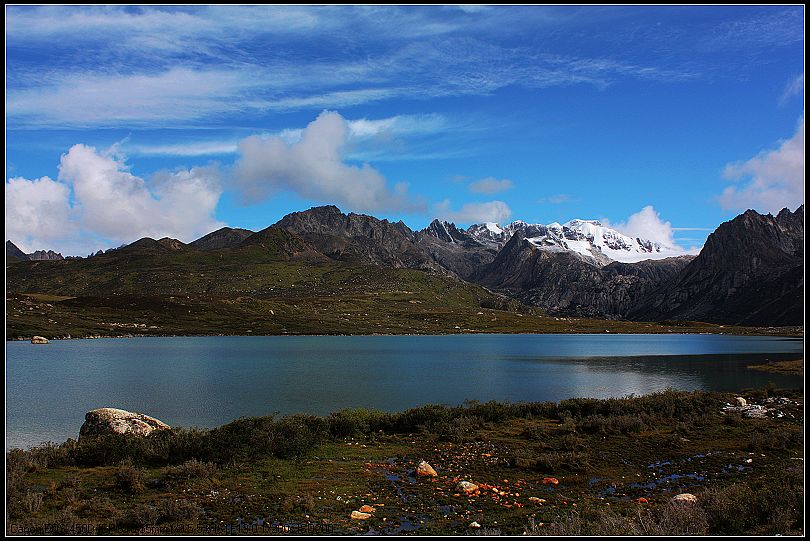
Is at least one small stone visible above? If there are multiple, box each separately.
[457,481,479,495]
[351,511,372,520]
[416,460,438,477]
[469,522,481,529]
[542,477,559,486]
[735,397,747,407]
[359,505,375,513]
[528,497,546,504]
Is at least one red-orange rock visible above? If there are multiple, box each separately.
[542,477,559,486]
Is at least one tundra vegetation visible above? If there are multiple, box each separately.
[6,388,803,535]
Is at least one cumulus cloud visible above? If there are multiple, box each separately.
[5,145,224,255]
[609,206,681,251]
[232,110,425,213]
[719,117,804,214]
[468,177,513,195]
[5,176,75,253]
[435,199,512,225]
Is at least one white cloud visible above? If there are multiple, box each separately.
[232,111,425,214]
[435,199,512,225]
[609,206,681,251]
[719,117,804,214]
[468,177,513,195]
[5,176,75,253]
[59,144,224,242]
[5,145,224,255]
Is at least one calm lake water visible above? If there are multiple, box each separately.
[6,334,803,450]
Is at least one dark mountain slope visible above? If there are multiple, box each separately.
[275,206,444,272]
[6,240,29,261]
[414,220,498,279]
[190,227,254,250]
[472,234,693,318]
[629,206,804,325]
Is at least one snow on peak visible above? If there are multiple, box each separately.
[484,222,503,234]
[466,216,684,264]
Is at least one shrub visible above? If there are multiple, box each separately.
[155,499,202,522]
[114,461,146,494]
[77,496,123,524]
[122,504,160,528]
[161,459,218,487]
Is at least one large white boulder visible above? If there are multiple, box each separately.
[79,407,170,439]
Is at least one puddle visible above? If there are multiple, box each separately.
[629,472,705,490]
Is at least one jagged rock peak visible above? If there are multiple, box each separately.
[422,219,470,244]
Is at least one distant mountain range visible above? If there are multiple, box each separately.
[5,241,64,261]
[6,205,804,326]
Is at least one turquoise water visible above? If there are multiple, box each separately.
[5,334,803,450]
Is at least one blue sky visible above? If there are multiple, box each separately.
[5,5,805,256]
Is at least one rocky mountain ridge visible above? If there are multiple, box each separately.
[6,205,803,326]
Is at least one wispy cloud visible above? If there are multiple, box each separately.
[7,6,700,129]
[8,68,260,128]
[780,73,804,105]
[127,114,452,159]
[538,194,571,204]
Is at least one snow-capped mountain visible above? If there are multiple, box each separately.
[466,219,682,264]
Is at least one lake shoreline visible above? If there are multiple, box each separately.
[6,326,806,342]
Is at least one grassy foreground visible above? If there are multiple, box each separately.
[6,388,803,536]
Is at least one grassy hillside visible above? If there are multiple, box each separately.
[6,246,802,339]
